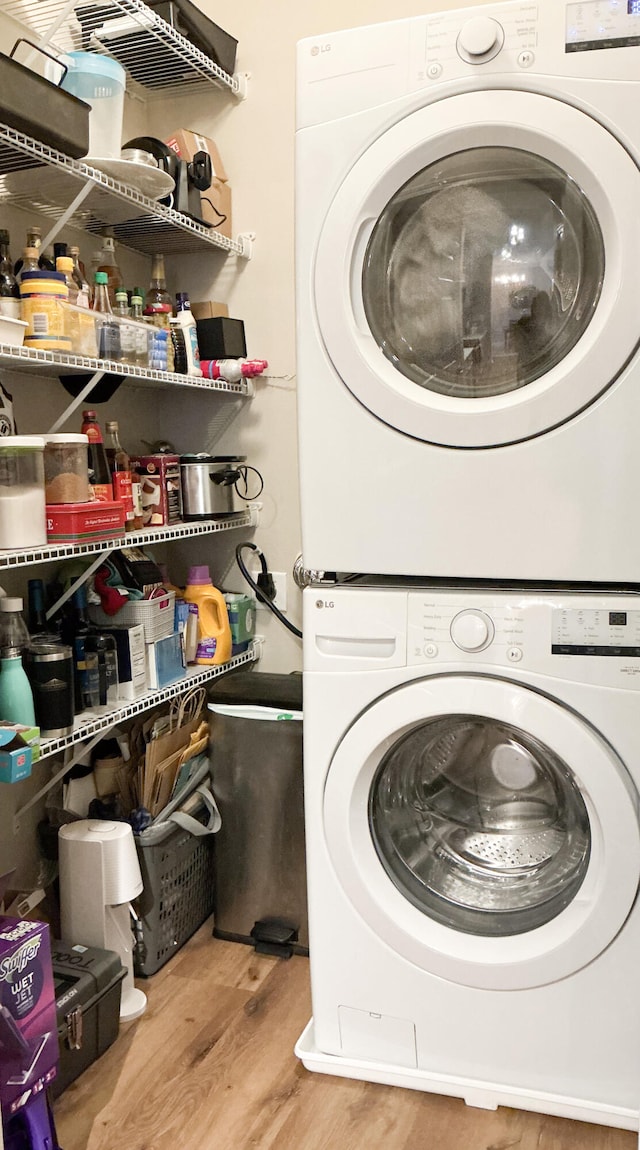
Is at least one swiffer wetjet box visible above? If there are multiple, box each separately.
[0,917,58,1114]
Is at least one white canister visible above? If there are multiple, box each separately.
[0,437,47,549]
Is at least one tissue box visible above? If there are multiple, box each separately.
[0,917,58,1115]
[0,725,40,783]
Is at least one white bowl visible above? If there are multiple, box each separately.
[0,316,28,349]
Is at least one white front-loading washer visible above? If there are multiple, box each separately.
[296,1,640,581]
[296,583,640,1135]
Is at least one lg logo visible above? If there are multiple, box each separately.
[315,599,335,609]
[311,43,332,56]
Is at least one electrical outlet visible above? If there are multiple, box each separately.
[256,571,287,611]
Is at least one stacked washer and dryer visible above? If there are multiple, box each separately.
[294,1,640,1139]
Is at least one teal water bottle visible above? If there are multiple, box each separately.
[0,650,36,726]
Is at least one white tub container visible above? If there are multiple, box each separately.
[0,436,47,549]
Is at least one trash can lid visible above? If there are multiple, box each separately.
[208,671,302,710]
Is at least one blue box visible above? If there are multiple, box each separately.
[146,632,186,690]
[0,727,37,784]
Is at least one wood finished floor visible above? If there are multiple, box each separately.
[54,922,636,1150]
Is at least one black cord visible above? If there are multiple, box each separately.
[201,197,227,224]
[236,542,303,639]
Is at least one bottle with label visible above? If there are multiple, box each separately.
[183,565,232,665]
[130,288,150,368]
[143,254,172,326]
[81,410,113,502]
[97,235,123,305]
[61,584,99,714]
[18,247,40,283]
[14,227,42,277]
[69,246,86,294]
[84,632,118,711]
[174,292,202,377]
[105,420,142,531]
[169,319,188,375]
[0,231,20,321]
[92,271,121,361]
[113,288,137,365]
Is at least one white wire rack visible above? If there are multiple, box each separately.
[0,508,258,569]
[0,125,252,257]
[2,0,243,96]
[0,341,254,394]
[36,641,262,762]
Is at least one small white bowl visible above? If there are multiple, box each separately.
[0,316,28,349]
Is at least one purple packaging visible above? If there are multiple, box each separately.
[0,916,58,1115]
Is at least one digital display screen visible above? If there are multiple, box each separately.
[610,612,628,626]
[629,1,640,14]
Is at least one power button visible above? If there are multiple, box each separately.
[424,642,438,658]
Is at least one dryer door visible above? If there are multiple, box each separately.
[323,674,640,990]
[315,89,640,447]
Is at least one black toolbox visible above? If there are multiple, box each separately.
[51,942,125,1097]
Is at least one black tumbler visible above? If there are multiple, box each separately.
[24,642,75,738]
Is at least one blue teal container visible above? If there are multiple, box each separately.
[0,652,36,726]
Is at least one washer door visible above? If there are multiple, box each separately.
[323,675,640,990]
[315,90,640,447]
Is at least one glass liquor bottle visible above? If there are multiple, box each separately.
[0,231,20,320]
[81,409,113,503]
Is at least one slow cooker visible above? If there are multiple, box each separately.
[180,454,262,519]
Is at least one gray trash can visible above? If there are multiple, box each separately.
[208,672,307,957]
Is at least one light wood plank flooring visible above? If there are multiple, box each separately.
[54,922,636,1150]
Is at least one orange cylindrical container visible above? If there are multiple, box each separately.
[183,565,232,665]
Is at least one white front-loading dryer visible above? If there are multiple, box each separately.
[296,1,640,580]
[297,584,640,1134]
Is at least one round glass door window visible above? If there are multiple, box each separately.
[369,714,591,937]
[363,147,605,399]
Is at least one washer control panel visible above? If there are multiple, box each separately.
[566,1,640,53]
[552,607,640,655]
[406,591,640,685]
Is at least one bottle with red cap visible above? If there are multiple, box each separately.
[81,410,113,502]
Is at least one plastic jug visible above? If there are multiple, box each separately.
[183,566,232,666]
[60,52,126,159]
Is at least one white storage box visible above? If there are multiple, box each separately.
[89,592,175,644]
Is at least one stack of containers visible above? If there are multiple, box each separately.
[43,434,125,543]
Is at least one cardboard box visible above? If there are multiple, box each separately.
[164,129,228,182]
[146,632,185,690]
[130,455,182,527]
[191,300,229,322]
[0,726,40,783]
[0,917,58,1115]
[100,625,147,701]
[203,176,232,238]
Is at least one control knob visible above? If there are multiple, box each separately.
[457,16,503,60]
[450,609,495,652]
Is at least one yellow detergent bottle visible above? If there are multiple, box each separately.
[183,565,232,665]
